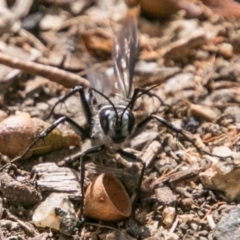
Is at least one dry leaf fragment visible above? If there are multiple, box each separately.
[0,113,80,158]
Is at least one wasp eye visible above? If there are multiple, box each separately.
[100,111,109,135]
[127,111,135,133]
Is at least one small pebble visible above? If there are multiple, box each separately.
[218,43,233,58]
[190,222,199,231]
[32,193,78,235]
[36,102,49,112]
[162,207,176,228]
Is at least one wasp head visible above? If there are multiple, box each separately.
[99,107,135,143]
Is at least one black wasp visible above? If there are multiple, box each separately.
[16,15,221,217]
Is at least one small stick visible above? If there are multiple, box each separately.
[0,51,90,88]
[201,201,227,221]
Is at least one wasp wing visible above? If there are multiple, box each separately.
[112,15,138,100]
[86,15,138,109]
[86,65,118,110]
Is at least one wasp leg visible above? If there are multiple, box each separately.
[79,145,106,220]
[132,114,230,160]
[117,149,146,211]
[3,116,90,170]
[48,86,92,124]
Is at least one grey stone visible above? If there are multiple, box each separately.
[213,207,240,240]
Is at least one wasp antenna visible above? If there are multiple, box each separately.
[131,84,162,106]
[91,88,119,122]
[120,83,161,121]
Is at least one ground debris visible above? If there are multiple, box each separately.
[200,147,240,201]
[0,170,41,207]
[1,0,240,239]
[154,186,177,206]
[32,192,79,236]
[33,162,81,199]
[213,206,240,240]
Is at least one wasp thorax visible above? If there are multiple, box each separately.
[99,107,135,143]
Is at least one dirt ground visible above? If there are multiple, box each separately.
[1,0,240,239]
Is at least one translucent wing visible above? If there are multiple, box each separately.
[86,66,117,109]
[86,15,138,109]
[112,15,138,100]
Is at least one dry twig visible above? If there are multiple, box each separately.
[0,51,90,88]
[201,201,227,221]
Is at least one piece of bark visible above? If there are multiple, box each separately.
[0,172,41,207]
